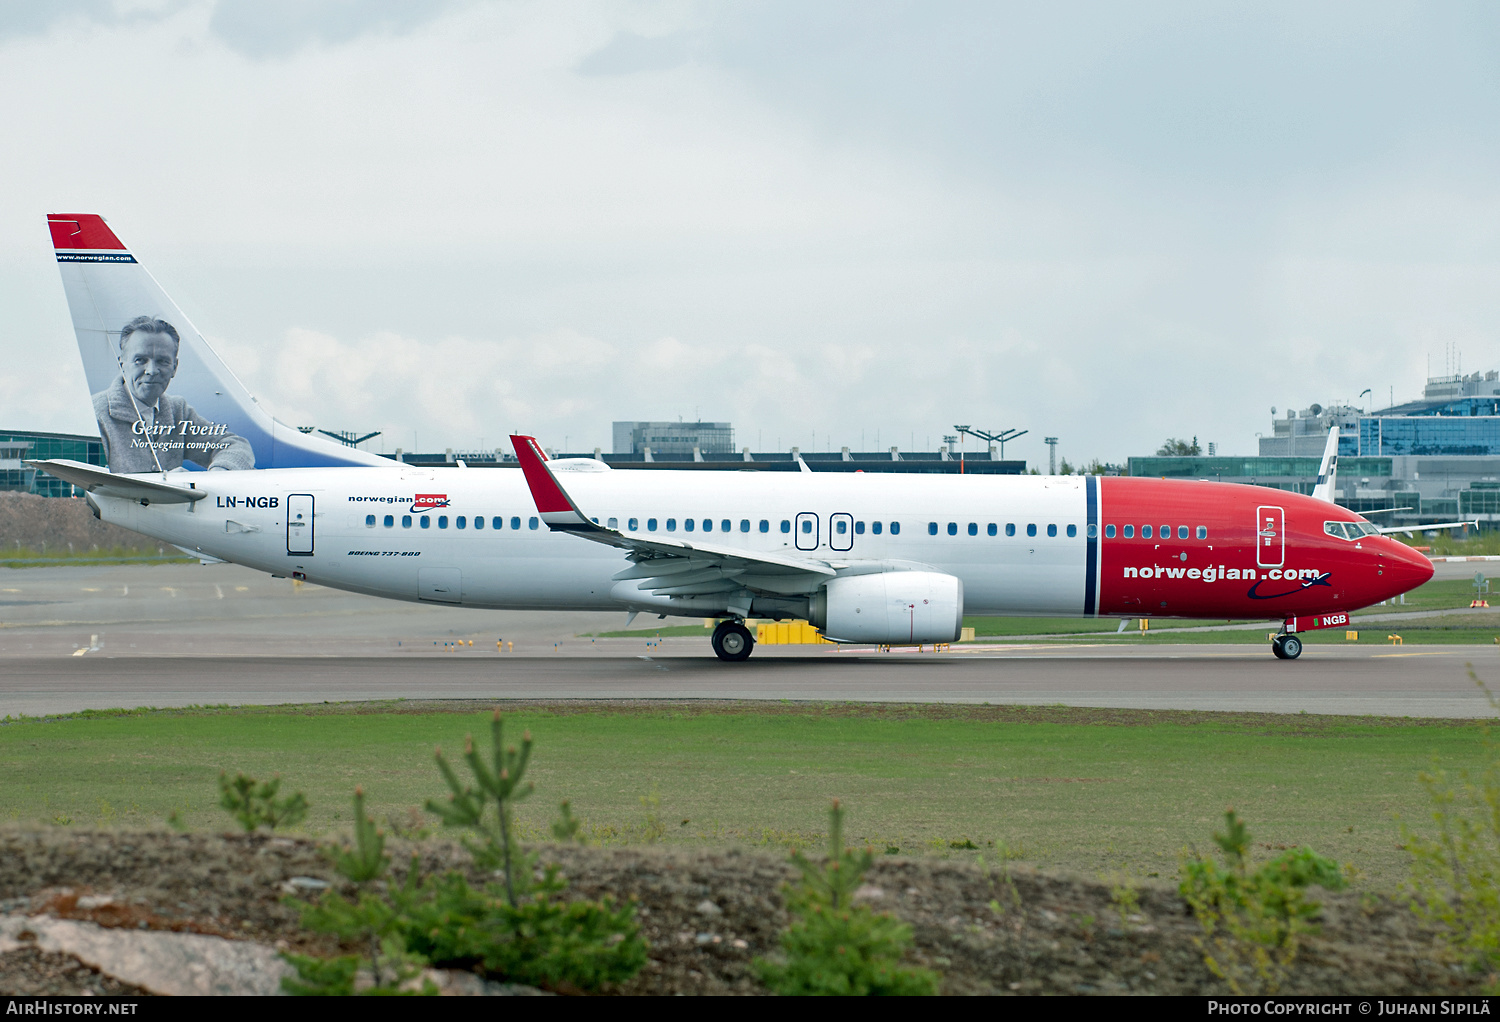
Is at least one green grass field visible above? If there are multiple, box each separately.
[0,701,1489,887]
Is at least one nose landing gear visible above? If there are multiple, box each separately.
[1271,632,1303,660]
[711,619,755,661]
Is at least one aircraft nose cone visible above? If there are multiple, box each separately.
[1384,540,1434,592]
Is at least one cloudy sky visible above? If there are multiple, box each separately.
[3,1,1499,466]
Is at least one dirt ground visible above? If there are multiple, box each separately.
[0,827,1483,996]
[0,492,158,555]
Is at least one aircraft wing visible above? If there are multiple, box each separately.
[509,434,835,597]
[25,459,206,504]
[1377,520,1478,536]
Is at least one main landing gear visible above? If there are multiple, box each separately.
[1271,632,1303,660]
[711,619,755,662]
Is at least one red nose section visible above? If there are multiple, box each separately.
[1384,540,1434,594]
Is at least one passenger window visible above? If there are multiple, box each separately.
[1141,525,1152,539]
[457,516,466,529]
[872,521,883,535]
[607,517,618,529]
[475,516,484,530]
[1123,524,1133,538]
[801,519,813,534]
[684,519,694,532]
[421,516,431,529]
[490,517,500,530]
[1105,524,1115,538]
[1047,524,1058,537]
[928,522,939,536]
[365,514,376,527]
[529,517,539,530]
[1195,526,1207,539]
[967,523,978,536]
[890,522,901,535]
[1177,525,1188,540]
[402,515,412,528]
[721,519,730,532]
[384,515,394,528]
[1005,523,1015,537]
[947,522,958,536]
[510,517,521,530]
[759,520,770,533]
[780,520,790,533]
[667,518,677,532]
[436,515,447,528]
[1085,524,1096,538]
[740,519,750,533]
[647,518,658,532]
[628,518,638,531]
[1161,525,1170,539]
[987,523,997,536]
[836,520,848,535]
[855,521,865,534]
[1067,524,1077,538]
[1026,524,1037,537]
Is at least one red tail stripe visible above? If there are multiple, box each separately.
[509,434,574,514]
[47,214,126,251]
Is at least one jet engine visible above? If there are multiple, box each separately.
[810,571,964,644]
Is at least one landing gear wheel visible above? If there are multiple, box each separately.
[711,620,755,662]
[1271,633,1303,660]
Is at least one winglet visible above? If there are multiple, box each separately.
[509,434,596,531]
[1312,426,1339,504]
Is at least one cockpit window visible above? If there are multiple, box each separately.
[1325,520,1380,540]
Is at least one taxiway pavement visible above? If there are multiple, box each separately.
[3,562,1498,718]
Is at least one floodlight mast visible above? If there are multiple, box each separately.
[955,425,1029,460]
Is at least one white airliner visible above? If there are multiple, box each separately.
[29,214,1434,661]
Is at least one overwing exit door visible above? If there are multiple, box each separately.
[287,494,314,556]
[1255,505,1284,568]
[794,512,819,551]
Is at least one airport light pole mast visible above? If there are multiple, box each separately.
[955,426,1029,461]
[1044,437,1058,475]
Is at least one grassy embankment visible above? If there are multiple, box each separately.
[0,701,1488,887]
[1,545,193,569]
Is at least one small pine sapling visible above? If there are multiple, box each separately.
[1180,809,1346,994]
[758,800,939,996]
[1402,675,1500,979]
[551,800,583,843]
[327,788,390,883]
[425,710,533,905]
[218,771,308,832]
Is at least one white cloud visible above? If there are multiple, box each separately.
[4,2,1500,467]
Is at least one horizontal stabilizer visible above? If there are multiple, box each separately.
[25,459,205,504]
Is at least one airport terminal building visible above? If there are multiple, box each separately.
[1133,370,1500,528]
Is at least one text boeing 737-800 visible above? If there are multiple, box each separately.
[28,213,1435,661]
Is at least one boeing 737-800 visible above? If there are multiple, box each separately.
[29,214,1436,661]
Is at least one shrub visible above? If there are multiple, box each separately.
[282,711,647,995]
[1402,672,1500,977]
[757,800,939,996]
[1180,809,1346,994]
[217,772,307,832]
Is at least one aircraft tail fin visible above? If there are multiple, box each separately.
[1311,426,1339,504]
[47,213,388,472]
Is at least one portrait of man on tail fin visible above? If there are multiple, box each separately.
[91,315,254,473]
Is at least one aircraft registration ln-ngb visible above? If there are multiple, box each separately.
[30,213,1439,661]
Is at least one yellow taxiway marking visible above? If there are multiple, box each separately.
[1372,651,1458,658]
[71,648,87,657]
[82,587,99,592]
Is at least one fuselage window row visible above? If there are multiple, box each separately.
[1103,525,1209,540]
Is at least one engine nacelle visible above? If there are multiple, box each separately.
[811,571,964,644]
